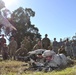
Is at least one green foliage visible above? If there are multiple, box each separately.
[10,7,41,48]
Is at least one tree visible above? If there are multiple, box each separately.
[10,7,41,48]
[0,0,41,47]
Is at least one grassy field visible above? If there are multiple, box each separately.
[0,60,76,75]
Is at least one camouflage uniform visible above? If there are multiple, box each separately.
[71,40,76,59]
[33,44,41,50]
[64,39,72,57]
[58,47,66,56]
[15,44,28,56]
[32,38,37,49]
[9,38,17,59]
[1,43,9,60]
[33,40,42,50]
[0,35,6,54]
[42,37,50,49]
[58,39,64,48]
[27,36,33,51]
[52,40,58,54]
[21,37,32,52]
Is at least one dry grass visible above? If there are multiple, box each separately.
[0,60,27,75]
[0,60,76,75]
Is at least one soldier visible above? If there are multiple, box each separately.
[42,34,50,49]
[0,34,6,54]
[33,40,42,50]
[9,37,17,60]
[52,38,58,53]
[21,36,28,45]
[15,44,28,60]
[64,38,72,57]
[21,36,32,52]
[71,39,76,59]
[27,36,33,50]
[58,46,66,56]
[1,43,9,60]
[58,38,64,48]
[32,37,37,49]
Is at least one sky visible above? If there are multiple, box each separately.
[2,0,76,41]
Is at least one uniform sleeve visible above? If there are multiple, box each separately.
[33,44,37,50]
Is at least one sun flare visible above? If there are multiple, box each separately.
[2,0,17,7]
